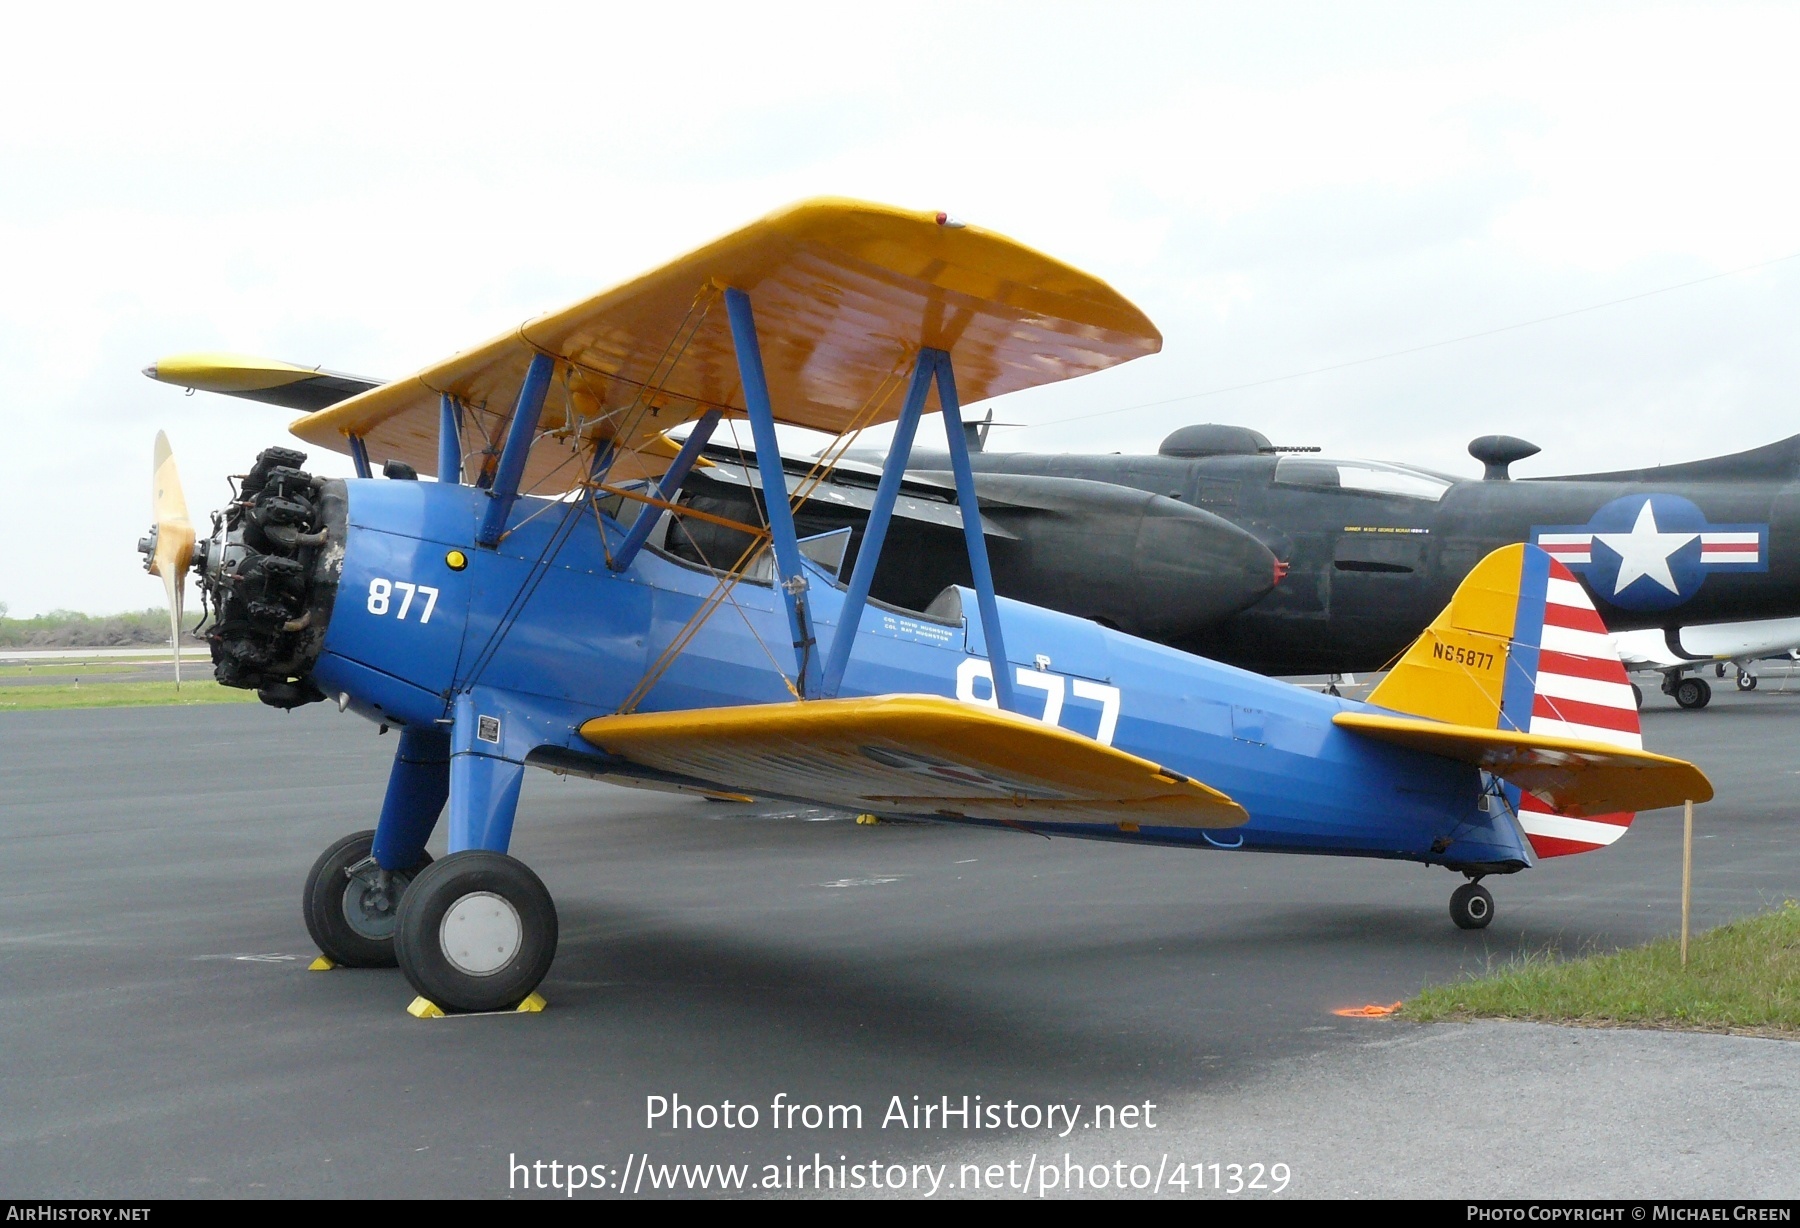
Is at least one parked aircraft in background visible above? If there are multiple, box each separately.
[1610,617,1800,708]
[886,427,1800,688]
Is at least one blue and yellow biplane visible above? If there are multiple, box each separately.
[140,199,1712,1013]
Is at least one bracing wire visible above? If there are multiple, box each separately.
[664,499,798,693]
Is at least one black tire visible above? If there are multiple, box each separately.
[394,851,557,1012]
[1674,677,1712,710]
[1449,882,1494,930]
[1715,662,1727,678]
[1631,683,1644,708]
[1737,672,1758,692]
[303,830,432,968]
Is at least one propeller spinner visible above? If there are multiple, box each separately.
[137,431,195,685]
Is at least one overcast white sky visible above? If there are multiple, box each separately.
[4,2,1798,615]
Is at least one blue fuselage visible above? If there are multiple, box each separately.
[312,479,1531,870]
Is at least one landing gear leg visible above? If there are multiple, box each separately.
[1449,880,1494,930]
[303,727,449,967]
[393,692,557,1011]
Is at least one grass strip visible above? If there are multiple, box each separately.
[1406,900,1800,1036]
[0,659,205,678]
[0,681,258,711]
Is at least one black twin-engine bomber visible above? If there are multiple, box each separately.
[620,419,1800,689]
[866,424,1800,679]
[184,447,345,708]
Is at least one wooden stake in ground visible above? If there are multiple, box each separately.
[1681,798,1694,967]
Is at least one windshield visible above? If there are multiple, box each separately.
[1272,457,1454,502]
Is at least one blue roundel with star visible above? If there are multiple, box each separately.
[1531,494,1767,612]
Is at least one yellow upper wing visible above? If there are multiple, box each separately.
[579,694,1244,830]
[286,198,1161,490]
[1333,710,1712,815]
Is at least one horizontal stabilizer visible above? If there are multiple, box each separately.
[1333,710,1712,815]
[579,694,1246,830]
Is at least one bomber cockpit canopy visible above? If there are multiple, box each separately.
[1271,455,1456,502]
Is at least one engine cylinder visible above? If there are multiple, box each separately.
[194,447,345,708]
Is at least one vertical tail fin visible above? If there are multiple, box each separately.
[1367,543,1642,857]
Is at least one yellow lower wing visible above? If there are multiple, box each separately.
[579,694,1246,830]
[1333,711,1712,815]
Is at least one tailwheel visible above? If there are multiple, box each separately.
[1674,677,1712,709]
[394,851,558,1013]
[1449,881,1494,930]
[304,830,432,968]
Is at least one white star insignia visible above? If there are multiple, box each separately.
[1594,501,1696,596]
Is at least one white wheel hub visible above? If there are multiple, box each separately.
[439,891,522,976]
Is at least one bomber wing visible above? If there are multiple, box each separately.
[578,694,1245,830]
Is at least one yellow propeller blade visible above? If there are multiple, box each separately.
[149,431,195,686]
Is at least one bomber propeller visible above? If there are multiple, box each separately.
[137,431,195,685]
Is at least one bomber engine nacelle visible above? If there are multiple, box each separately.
[965,473,1281,641]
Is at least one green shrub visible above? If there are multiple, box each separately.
[0,608,205,648]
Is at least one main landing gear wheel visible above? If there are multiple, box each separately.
[1449,882,1494,930]
[1737,671,1758,692]
[1674,677,1713,710]
[394,851,558,1013]
[304,830,433,968]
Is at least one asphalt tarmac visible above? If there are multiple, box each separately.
[2,679,1796,1199]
